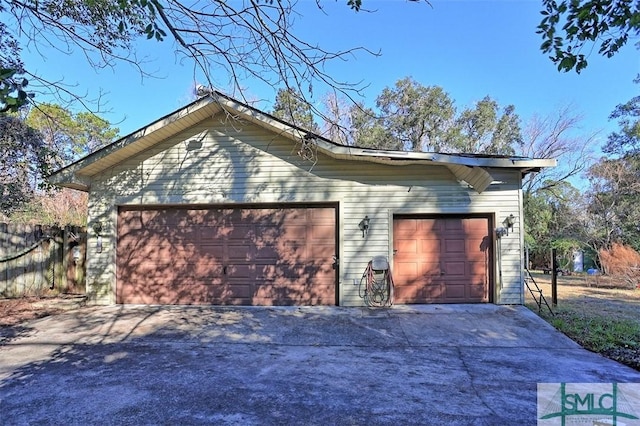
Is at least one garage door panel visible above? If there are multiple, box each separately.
[444,239,465,254]
[280,225,306,240]
[444,284,466,299]
[227,224,255,240]
[311,224,334,240]
[199,226,226,241]
[420,262,441,277]
[209,283,252,299]
[310,243,333,259]
[468,260,488,276]
[466,238,488,255]
[397,239,418,254]
[394,219,418,236]
[253,284,334,306]
[394,261,418,278]
[118,206,336,305]
[420,238,440,253]
[225,245,251,261]
[467,282,486,299]
[122,229,197,246]
[310,208,334,221]
[225,264,253,279]
[253,246,281,261]
[393,216,491,304]
[125,260,223,273]
[444,219,463,231]
[443,261,465,276]
[199,243,225,258]
[418,219,442,232]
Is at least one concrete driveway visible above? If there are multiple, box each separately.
[1,304,639,425]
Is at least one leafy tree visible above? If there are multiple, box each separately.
[0,0,419,112]
[348,103,398,149]
[0,104,117,221]
[348,77,521,154]
[523,190,554,267]
[518,106,598,268]
[584,155,640,252]
[524,180,584,268]
[26,104,119,167]
[374,77,457,152]
[537,0,640,72]
[453,97,521,155]
[0,115,51,216]
[603,95,640,157]
[272,88,318,132]
[0,2,30,112]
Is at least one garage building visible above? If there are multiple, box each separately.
[49,92,554,306]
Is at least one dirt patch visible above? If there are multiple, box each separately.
[0,295,87,327]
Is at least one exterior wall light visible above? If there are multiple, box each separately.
[502,214,516,236]
[92,221,103,236]
[358,215,370,238]
[92,221,103,253]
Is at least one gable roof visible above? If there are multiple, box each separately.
[48,91,556,194]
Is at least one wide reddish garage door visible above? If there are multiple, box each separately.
[393,216,492,303]
[117,205,337,305]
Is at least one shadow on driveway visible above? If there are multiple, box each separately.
[1,304,638,425]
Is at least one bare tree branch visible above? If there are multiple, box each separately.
[520,104,599,196]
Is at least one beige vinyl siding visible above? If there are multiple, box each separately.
[86,114,525,306]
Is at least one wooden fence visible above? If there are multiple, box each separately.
[0,223,86,298]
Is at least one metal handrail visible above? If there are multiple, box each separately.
[524,268,554,316]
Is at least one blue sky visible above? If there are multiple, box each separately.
[20,0,639,147]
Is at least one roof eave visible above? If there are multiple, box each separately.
[47,90,558,194]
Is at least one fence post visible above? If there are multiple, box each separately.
[0,222,6,295]
[551,248,558,307]
[62,225,70,292]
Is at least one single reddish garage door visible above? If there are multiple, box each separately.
[393,216,492,303]
[117,205,337,305]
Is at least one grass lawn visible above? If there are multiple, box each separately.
[525,271,640,371]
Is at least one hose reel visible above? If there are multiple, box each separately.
[359,256,394,307]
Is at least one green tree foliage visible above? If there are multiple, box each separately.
[349,77,521,154]
[0,3,30,112]
[374,78,457,152]
[603,95,640,156]
[524,180,583,268]
[1,104,117,221]
[0,115,51,215]
[584,155,640,252]
[538,0,640,72]
[524,191,554,266]
[454,97,521,155]
[348,103,398,149]
[579,92,640,255]
[518,106,597,268]
[26,104,119,167]
[272,88,318,132]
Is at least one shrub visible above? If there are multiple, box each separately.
[599,243,640,289]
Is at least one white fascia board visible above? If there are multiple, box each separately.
[47,168,91,192]
[312,142,556,170]
[210,93,558,172]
